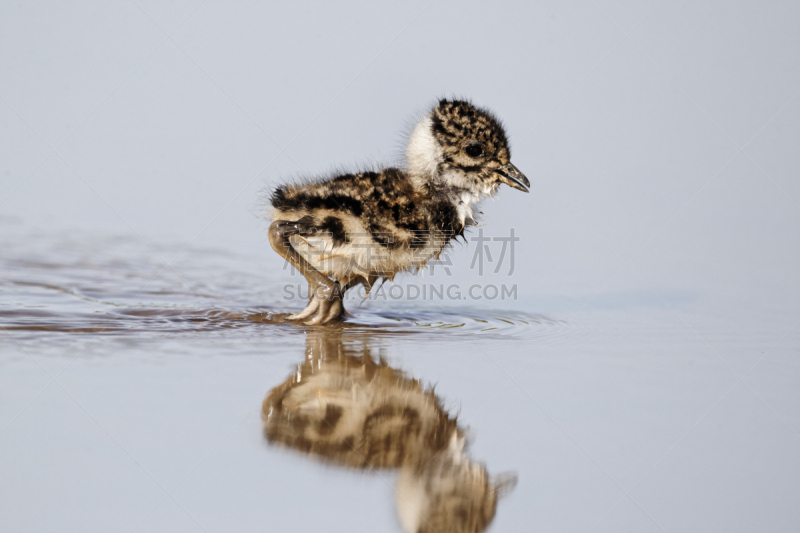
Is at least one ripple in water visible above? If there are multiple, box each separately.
[1,301,563,340]
[0,227,569,341]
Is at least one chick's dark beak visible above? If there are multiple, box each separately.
[495,162,530,193]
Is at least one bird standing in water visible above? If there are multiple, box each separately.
[268,99,529,324]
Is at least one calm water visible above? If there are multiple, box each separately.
[1,223,799,532]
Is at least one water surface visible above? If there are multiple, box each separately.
[2,224,799,532]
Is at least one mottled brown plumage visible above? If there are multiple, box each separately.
[267,99,529,323]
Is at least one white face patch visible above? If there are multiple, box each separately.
[406,115,442,180]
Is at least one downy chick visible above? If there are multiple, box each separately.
[268,99,529,324]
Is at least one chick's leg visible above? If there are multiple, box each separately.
[268,220,345,324]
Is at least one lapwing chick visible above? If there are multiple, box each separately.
[268,99,529,324]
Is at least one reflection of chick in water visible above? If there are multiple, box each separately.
[262,331,515,533]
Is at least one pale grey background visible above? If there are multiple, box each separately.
[1,1,799,532]
[3,0,798,306]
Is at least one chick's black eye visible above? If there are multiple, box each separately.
[464,143,484,158]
